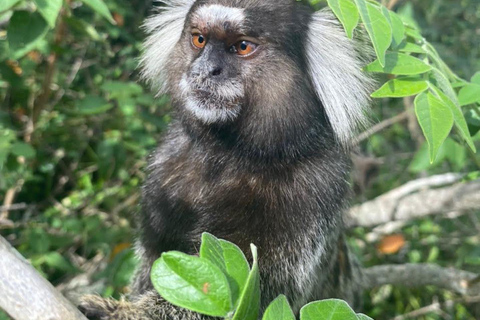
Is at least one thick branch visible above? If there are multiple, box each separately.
[363,264,480,296]
[347,174,480,228]
[0,236,87,320]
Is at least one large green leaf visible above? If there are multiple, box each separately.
[415,92,454,162]
[232,245,260,320]
[0,0,21,12]
[354,0,392,67]
[200,233,250,307]
[300,299,358,320]
[458,84,480,106]
[364,52,431,75]
[7,11,49,59]
[430,84,476,153]
[382,7,405,49]
[327,0,359,39]
[151,251,232,317]
[262,295,295,320]
[371,78,428,98]
[34,0,63,28]
[80,0,115,24]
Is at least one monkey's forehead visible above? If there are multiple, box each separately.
[190,4,246,35]
[186,0,305,40]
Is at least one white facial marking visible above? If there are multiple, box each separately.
[180,75,243,124]
[193,4,245,27]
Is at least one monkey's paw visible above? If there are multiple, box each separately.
[79,295,147,320]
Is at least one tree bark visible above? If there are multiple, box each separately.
[0,236,88,320]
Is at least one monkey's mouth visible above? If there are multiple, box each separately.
[179,76,244,123]
[192,88,241,108]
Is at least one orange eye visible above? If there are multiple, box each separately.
[235,41,257,56]
[192,34,206,49]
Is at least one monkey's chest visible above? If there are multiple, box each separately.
[154,161,322,254]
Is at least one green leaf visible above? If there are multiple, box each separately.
[65,16,102,41]
[7,11,49,59]
[382,7,405,49]
[396,41,426,54]
[80,0,115,24]
[34,0,63,28]
[471,72,480,85]
[200,233,250,308]
[415,92,454,162]
[11,142,36,159]
[262,295,295,320]
[371,78,428,98]
[151,251,232,317]
[327,0,359,39]
[101,81,143,99]
[357,314,374,320]
[354,0,392,67]
[0,0,21,12]
[364,52,431,75]
[429,68,459,105]
[42,252,77,273]
[232,245,261,320]
[429,84,476,153]
[458,84,480,106]
[300,299,358,320]
[75,95,114,115]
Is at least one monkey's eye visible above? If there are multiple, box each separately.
[230,40,257,57]
[192,34,206,49]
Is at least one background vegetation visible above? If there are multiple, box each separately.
[0,0,479,319]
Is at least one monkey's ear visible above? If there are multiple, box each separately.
[140,0,195,94]
[305,9,374,146]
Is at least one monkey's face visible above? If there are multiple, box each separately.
[142,0,372,144]
[168,1,303,125]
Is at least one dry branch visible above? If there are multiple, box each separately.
[0,236,87,320]
[347,174,480,228]
[363,264,480,296]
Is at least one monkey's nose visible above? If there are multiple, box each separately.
[209,66,223,77]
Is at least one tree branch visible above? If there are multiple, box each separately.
[0,236,88,320]
[347,174,480,228]
[363,264,480,296]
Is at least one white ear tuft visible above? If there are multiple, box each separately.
[140,0,195,94]
[306,9,374,146]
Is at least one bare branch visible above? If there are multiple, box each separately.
[363,264,480,296]
[347,174,480,228]
[354,111,409,144]
[0,236,88,320]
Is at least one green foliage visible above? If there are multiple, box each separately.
[319,0,480,163]
[1,0,164,299]
[151,234,372,320]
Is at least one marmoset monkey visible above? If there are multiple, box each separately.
[80,0,373,319]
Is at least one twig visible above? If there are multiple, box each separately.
[28,1,70,140]
[347,174,479,228]
[0,235,88,320]
[364,264,480,296]
[386,0,403,10]
[392,296,480,320]
[0,203,28,212]
[354,111,409,144]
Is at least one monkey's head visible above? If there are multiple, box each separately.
[141,0,373,147]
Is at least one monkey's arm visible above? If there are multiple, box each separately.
[80,291,219,320]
